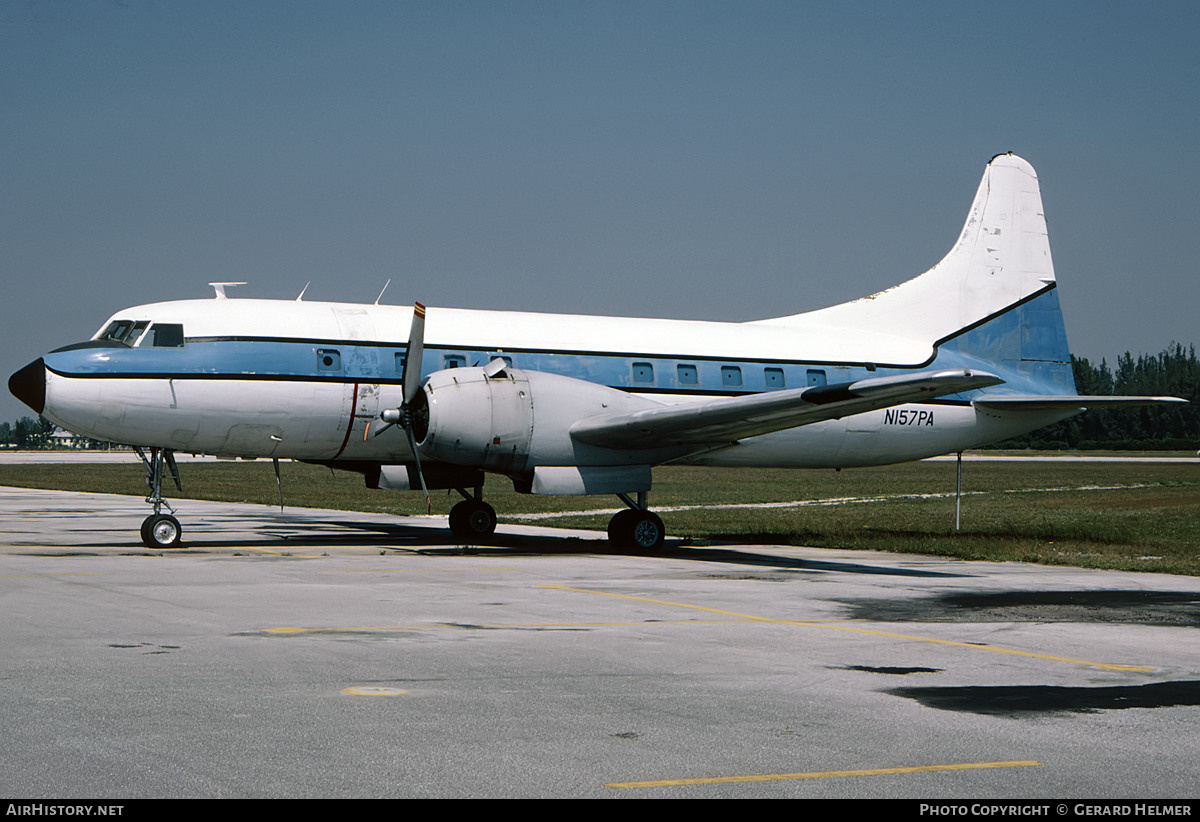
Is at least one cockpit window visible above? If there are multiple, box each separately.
[97,320,183,347]
[98,320,149,345]
[123,321,149,347]
[149,323,184,347]
[99,320,134,342]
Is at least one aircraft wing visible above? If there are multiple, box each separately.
[973,396,1187,411]
[570,369,1003,450]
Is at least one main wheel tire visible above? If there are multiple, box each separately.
[607,508,639,548]
[607,509,665,551]
[628,511,665,551]
[449,500,497,542]
[141,514,182,549]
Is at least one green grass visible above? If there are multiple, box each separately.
[1,458,1197,574]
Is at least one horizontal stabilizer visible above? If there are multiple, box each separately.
[973,396,1187,411]
[571,369,1003,450]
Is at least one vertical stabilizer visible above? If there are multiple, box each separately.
[759,154,1057,347]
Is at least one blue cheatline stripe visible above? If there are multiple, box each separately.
[41,291,1076,400]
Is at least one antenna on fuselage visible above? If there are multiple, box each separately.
[209,282,247,299]
[296,282,310,301]
[374,279,392,305]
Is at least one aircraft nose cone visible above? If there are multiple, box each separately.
[8,358,46,414]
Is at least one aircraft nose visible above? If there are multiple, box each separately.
[8,358,46,414]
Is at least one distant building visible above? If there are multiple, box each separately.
[49,428,90,448]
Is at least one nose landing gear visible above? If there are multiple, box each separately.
[136,447,183,549]
[140,511,182,549]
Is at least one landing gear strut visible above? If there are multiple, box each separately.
[448,484,496,543]
[136,447,183,549]
[607,492,665,551]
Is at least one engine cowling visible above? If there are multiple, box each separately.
[413,362,664,473]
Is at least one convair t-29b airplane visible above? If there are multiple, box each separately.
[9,154,1183,549]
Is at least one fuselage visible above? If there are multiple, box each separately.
[24,292,1079,471]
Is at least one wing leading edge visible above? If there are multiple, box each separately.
[570,369,1003,450]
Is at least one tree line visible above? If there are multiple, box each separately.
[996,343,1200,449]
[0,417,113,450]
[2,344,1196,450]
[0,417,58,449]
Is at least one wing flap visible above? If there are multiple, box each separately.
[571,369,1003,450]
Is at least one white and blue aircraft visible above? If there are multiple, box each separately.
[8,154,1183,549]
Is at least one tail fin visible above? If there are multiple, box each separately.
[760,153,1057,346]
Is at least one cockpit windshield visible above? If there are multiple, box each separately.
[96,320,184,347]
[98,320,147,344]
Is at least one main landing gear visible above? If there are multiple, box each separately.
[607,492,665,551]
[448,484,497,543]
[444,487,665,551]
[136,447,183,549]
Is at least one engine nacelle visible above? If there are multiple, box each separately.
[414,362,664,474]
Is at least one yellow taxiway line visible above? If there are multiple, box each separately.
[541,585,1154,672]
[608,759,1042,788]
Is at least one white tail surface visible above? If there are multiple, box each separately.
[755,153,1055,347]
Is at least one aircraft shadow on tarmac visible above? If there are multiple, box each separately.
[843,589,1200,627]
[105,513,972,579]
[888,680,1200,716]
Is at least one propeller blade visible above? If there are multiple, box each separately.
[401,302,426,407]
[389,302,431,511]
[404,425,430,513]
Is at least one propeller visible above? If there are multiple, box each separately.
[371,302,430,510]
[401,302,426,409]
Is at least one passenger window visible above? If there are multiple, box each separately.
[807,369,827,386]
[765,367,785,389]
[149,324,184,347]
[632,362,654,383]
[316,349,341,371]
[677,364,698,385]
[721,366,742,387]
[395,353,406,373]
[443,355,467,369]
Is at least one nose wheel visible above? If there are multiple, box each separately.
[136,447,185,549]
[141,513,182,549]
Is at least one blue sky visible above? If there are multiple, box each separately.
[3,0,1198,422]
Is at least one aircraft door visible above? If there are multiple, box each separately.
[328,308,383,458]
